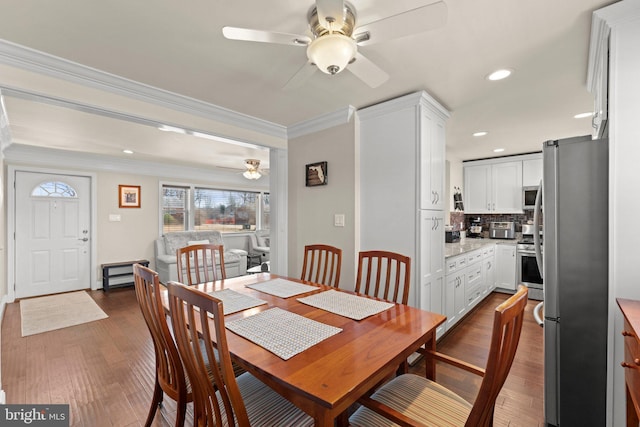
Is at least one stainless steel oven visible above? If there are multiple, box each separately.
[517,244,543,300]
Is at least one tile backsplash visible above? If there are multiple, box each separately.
[449,211,540,232]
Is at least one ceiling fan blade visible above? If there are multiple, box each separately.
[283,62,318,91]
[316,0,346,28]
[347,52,389,88]
[354,1,447,46]
[222,27,310,46]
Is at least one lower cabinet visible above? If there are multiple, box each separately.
[445,271,465,330]
[483,245,496,294]
[495,244,517,291]
[444,244,496,334]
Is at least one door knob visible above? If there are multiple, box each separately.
[78,237,89,242]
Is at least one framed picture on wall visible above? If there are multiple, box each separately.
[306,161,328,187]
[119,185,141,208]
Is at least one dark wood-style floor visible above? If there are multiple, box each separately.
[2,289,544,426]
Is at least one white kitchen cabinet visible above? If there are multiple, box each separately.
[359,91,449,309]
[445,264,466,330]
[483,245,496,293]
[463,161,522,213]
[495,244,517,291]
[419,211,445,338]
[522,157,543,187]
[419,111,446,210]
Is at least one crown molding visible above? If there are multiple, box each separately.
[358,90,450,121]
[3,144,269,190]
[0,39,287,140]
[287,106,356,139]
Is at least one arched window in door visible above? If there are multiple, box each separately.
[31,181,78,198]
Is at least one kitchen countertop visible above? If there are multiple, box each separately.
[445,238,517,258]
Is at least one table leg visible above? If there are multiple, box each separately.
[424,331,437,381]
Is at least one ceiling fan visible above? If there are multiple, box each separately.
[222,0,447,89]
[242,159,265,180]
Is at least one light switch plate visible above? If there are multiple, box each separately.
[334,214,345,227]
[109,214,121,222]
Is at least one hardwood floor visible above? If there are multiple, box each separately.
[2,289,544,426]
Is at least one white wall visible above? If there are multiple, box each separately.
[604,2,640,425]
[287,120,357,290]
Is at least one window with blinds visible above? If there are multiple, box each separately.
[161,184,269,234]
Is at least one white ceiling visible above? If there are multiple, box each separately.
[0,0,616,169]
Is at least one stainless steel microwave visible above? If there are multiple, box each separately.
[523,186,540,210]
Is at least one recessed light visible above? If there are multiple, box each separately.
[574,112,593,119]
[486,69,513,81]
[473,131,488,137]
[493,148,505,153]
[123,149,134,154]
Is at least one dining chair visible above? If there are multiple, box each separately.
[300,244,342,287]
[166,281,314,427]
[133,264,191,427]
[176,243,225,285]
[350,285,529,427]
[355,250,412,304]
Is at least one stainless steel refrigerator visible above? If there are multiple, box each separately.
[534,135,608,426]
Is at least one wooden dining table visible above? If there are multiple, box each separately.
[162,273,446,427]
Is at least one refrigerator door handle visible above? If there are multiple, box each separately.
[533,179,543,279]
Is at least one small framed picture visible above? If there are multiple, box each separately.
[118,185,141,208]
[306,161,328,187]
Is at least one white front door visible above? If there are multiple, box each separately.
[15,171,91,299]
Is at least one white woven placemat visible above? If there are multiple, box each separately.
[225,307,342,360]
[298,290,394,320]
[246,278,319,298]
[207,289,267,315]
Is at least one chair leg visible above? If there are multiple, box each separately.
[144,377,163,427]
[174,393,187,427]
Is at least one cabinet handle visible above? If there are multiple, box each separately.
[622,331,634,337]
[621,362,639,370]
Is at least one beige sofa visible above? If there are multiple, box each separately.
[248,230,270,263]
[154,231,247,283]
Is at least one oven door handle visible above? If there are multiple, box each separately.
[533,180,543,279]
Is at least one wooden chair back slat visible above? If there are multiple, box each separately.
[133,264,190,427]
[176,244,226,285]
[167,281,250,427]
[355,250,411,304]
[301,244,342,287]
[466,285,529,426]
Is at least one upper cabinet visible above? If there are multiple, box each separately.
[464,161,522,214]
[463,153,542,214]
[587,11,610,139]
[419,110,446,210]
[522,157,543,187]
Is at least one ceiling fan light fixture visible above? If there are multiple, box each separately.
[243,170,262,180]
[243,159,262,180]
[307,34,356,75]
